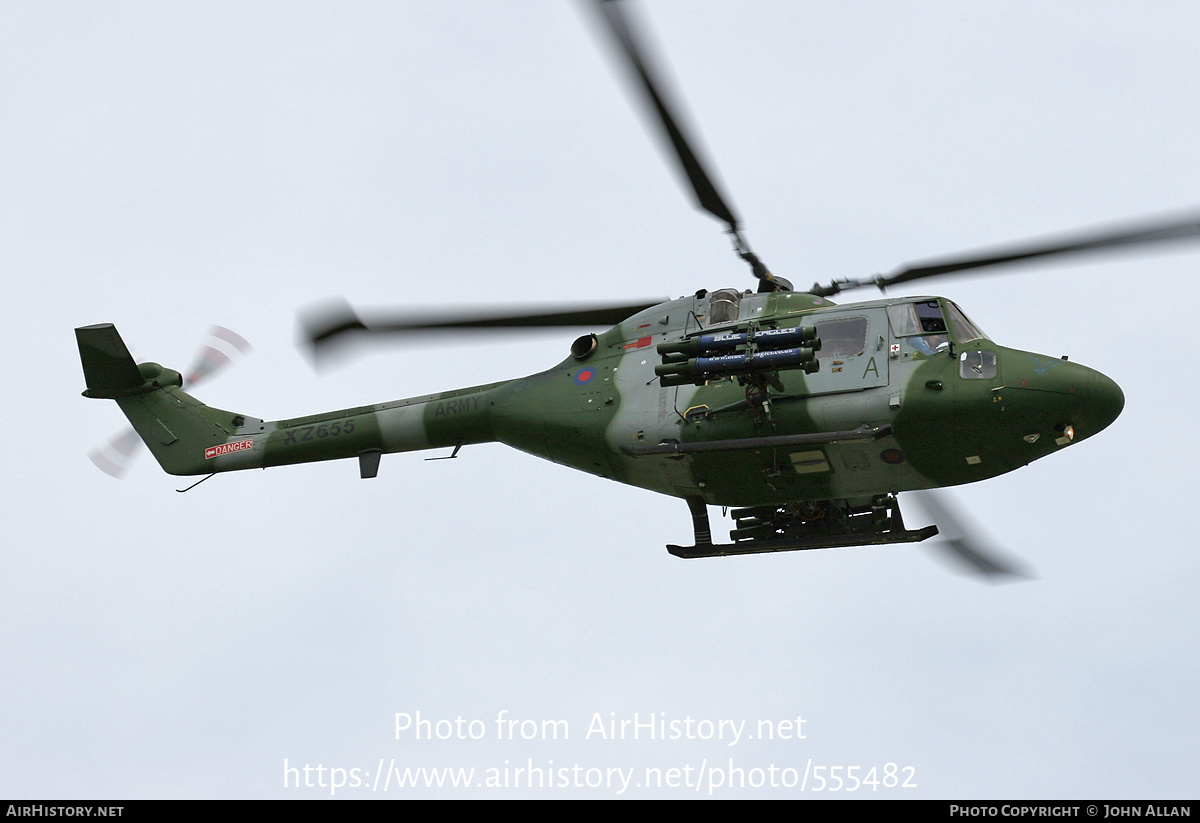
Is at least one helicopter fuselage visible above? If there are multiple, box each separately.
[82,288,1123,518]
[483,288,1124,509]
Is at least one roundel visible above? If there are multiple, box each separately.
[574,368,595,386]
[879,448,905,465]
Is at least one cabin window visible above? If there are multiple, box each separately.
[814,316,868,359]
[959,350,997,379]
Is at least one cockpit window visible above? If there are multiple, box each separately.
[887,301,946,336]
[814,316,867,359]
[887,303,918,337]
[915,300,946,333]
[887,301,948,355]
[944,301,987,343]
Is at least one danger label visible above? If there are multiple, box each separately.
[205,439,253,459]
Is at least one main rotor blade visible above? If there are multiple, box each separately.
[910,490,1030,582]
[591,0,782,290]
[593,0,739,230]
[303,298,666,354]
[886,212,1200,287]
[813,211,1200,296]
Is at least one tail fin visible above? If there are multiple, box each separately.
[76,324,259,476]
[76,324,157,398]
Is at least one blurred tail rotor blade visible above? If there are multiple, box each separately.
[184,325,252,387]
[88,428,143,479]
[910,490,1031,582]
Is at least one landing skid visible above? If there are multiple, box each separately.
[667,494,938,559]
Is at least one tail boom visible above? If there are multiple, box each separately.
[77,324,503,477]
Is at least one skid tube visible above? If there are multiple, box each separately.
[667,494,938,559]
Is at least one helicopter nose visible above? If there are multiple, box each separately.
[1078,366,1124,439]
[1006,353,1123,443]
[1053,362,1124,441]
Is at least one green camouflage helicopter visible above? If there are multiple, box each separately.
[75,1,1195,571]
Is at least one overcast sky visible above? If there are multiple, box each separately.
[2,0,1198,798]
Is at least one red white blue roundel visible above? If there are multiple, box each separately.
[574,368,595,385]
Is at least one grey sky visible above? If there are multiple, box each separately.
[2,1,1198,798]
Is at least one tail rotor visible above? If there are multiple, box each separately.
[85,325,251,478]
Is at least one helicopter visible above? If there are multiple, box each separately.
[75,0,1197,571]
